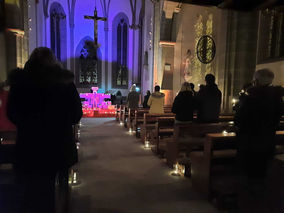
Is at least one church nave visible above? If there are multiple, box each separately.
[69,118,219,213]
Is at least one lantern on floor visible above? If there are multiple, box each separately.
[171,162,185,176]
[222,130,228,135]
[144,140,150,149]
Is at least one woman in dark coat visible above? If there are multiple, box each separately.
[143,90,151,108]
[172,82,195,123]
[7,47,82,213]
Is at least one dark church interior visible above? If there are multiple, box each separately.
[1,0,284,212]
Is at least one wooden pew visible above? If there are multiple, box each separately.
[150,117,175,155]
[141,113,175,144]
[134,109,149,137]
[132,107,173,137]
[126,108,135,131]
[115,105,121,121]
[166,122,230,168]
[118,105,126,124]
[190,131,284,198]
[120,105,128,127]
[0,130,16,164]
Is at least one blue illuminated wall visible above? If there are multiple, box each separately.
[28,0,154,96]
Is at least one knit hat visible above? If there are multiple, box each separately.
[253,69,274,86]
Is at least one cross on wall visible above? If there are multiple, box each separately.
[84,7,107,47]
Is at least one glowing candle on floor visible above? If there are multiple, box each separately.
[173,163,179,175]
[73,172,77,184]
[145,141,150,149]
[223,130,228,135]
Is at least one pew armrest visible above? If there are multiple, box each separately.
[190,151,211,197]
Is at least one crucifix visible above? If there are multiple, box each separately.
[84,7,107,47]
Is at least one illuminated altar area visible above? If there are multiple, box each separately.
[80,87,115,118]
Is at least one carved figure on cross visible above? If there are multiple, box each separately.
[84,7,107,47]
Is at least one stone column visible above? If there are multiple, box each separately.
[223,11,259,112]
[0,32,7,81]
[104,22,109,91]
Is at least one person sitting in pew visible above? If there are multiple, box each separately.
[172,82,195,123]
[147,85,165,114]
[143,90,151,108]
[196,74,222,123]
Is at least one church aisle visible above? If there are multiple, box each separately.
[69,118,219,213]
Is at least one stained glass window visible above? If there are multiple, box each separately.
[116,19,128,87]
[50,4,66,62]
[79,41,98,85]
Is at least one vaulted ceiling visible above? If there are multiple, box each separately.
[169,0,284,11]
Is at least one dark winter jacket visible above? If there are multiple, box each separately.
[143,94,150,108]
[7,62,82,172]
[196,84,222,123]
[127,91,140,109]
[172,91,195,122]
[234,85,284,155]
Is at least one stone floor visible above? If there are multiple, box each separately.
[2,118,284,212]
[69,118,219,213]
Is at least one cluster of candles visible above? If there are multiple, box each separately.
[172,162,185,176]
[69,169,79,186]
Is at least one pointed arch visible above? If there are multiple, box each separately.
[75,37,102,87]
[112,13,129,88]
[49,2,67,67]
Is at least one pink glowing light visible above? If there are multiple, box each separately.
[80,87,115,117]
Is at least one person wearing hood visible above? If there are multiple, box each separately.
[7,47,82,213]
[196,74,222,123]
[172,82,195,123]
[234,69,284,211]
[235,69,284,178]
[126,84,140,109]
[147,85,165,114]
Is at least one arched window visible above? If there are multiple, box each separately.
[50,2,67,66]
[75,37,102,87]
[112,13,129,88]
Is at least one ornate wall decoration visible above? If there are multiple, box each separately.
[183,49,193,82]
[196,35,216,64]
[205,13,213,75]
[193,14,203,80]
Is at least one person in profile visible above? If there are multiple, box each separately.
[147,85,165,114]
[234,69,283,211]
[196,74,222,123]
[189,83,197,96]
[7,47,82,213]
[143,90,151,108]
[172,82,195,123]
[126,84,140,109]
